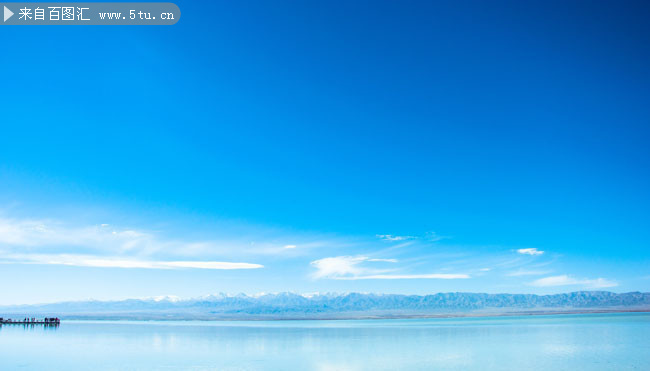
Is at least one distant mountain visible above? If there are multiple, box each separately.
[2,291,649,320]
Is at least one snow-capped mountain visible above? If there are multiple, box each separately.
[2,291,648,320]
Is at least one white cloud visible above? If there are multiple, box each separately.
[0,215,269,270]
[530,275,574,286]
[585,278,619,288]
[517,248,544,256]
[310,255,469,280]
[160,261,262,269]
[506,269,551,277]
[0,215,322,261]
[529,275,617,288]
[310,256,368,279]
[376,231,448,243]
[376,234,415,241]
[424,231,447,242]
[0,217,160,254]
[0,216,332,258]
[1,253,263,270]
[336,273,470,280]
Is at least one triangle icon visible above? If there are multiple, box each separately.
[4,6,14,22]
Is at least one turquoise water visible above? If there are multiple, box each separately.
[1,313,649,370]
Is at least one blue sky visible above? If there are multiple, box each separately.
[1,1,649,304]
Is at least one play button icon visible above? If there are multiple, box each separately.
[4,6,13,22]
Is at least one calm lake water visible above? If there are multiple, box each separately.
[1,313,648,370]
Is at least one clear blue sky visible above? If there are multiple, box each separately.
[1,0,649,304]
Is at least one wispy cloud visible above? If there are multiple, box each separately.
[517,248,544,256]
[376,234,415,241]
[529,275,617,288]
[0,215,275,270]
[424,231,447,242]
[506,269,551,277]
[0,253,263,270]
[0,217,170,255]
[0,215,329,259]
[335,273,470,280]
[375,232,448,242]
[310,255,469,280]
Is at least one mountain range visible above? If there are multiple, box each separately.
[2,291,649,320]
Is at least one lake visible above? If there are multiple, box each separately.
[1,313,648,370]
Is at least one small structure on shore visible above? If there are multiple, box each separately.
[0,317,60,325]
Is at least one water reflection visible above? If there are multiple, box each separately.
[0,322,59,331]
[0,313,647,370]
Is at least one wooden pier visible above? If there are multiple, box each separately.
[1,317,60,325]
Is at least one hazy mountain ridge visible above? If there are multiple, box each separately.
[2,291,649,320]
